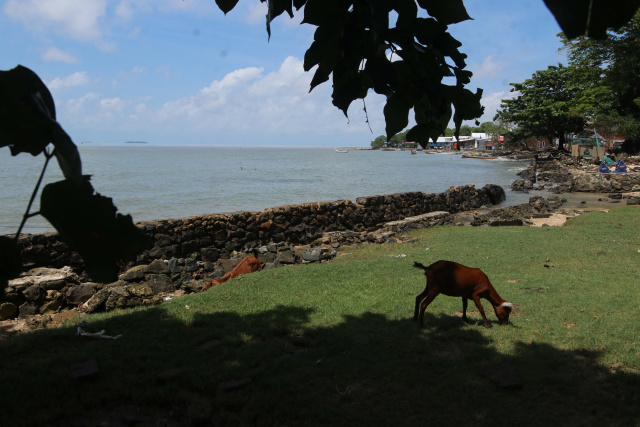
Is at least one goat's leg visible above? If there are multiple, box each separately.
[418,291,438,328]
[414,288,429,321]
[462,297,469,323]
[472,295,492,328]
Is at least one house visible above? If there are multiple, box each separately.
[571,130,606,160]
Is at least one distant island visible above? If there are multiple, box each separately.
[124,141,148,144]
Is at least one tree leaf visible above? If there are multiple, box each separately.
[266,0,295,40]
[0,65,83,182]
[0,65,57,156]
[0,236,22,280]
[394,0,418,31]
[40,178,148,283]
[417,0,472,25]
[384,92,411,140]
[543,0,640,39]
[293,0,307,10]
[214,0,239,14]
[302,0,342,26]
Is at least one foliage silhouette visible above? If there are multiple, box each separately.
[219,0,640,142]
[0,65,147,285]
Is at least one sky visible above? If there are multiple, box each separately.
[0,0,567,147]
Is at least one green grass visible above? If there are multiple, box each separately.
[2,207,640,426]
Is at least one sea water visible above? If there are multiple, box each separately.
[0,145,531,235]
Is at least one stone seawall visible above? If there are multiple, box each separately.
[2,184,505,320]
[17,184,506,272]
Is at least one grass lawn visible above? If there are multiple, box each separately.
[1,207,639,426]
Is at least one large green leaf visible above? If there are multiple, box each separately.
[0,65,57,156]
[301,0,342,26]
[40,178,148,283]
[215,0,239,14]
[384,92,411,140]
[417,0,472,25]
[544,0,640,39]
[266,0,295,39]
[0,65,82,183]
[0,236,22,280]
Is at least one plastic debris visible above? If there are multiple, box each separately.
[76,320,122,340]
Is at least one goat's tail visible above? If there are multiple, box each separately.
[413,261,428,271]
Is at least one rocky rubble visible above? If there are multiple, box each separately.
[1,211,454,322]
[511,155,640,195]
[471,195,566,226]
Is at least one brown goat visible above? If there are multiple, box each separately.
[413,260,514,328]
[201,252,265,291]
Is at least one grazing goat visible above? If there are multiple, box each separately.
[201,251,265,291]
[413,260,514,328]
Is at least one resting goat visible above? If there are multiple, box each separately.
[413,260,514,328]
[201,251,265,291]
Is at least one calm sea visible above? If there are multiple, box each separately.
[1,145,532,235]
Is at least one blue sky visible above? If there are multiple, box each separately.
[1,0,567,147]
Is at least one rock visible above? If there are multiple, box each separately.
[18,302,38,318]
[0,302,18,320]
[167,257,183,274]
[511,180,525,191]
[301,248,329,262]
[184,258,199,272]
[148,274,174,294]
[125,283,154,298]
[106,291,141,311]
[22,284,45,305]
[7,277,33,291]
[275,248,296,264]
[40,300,63,315]
[119,265,146,281]
[35,275,68,291]
[26,267,70,277]
[180,278,205,293]
[145,259,170,275]
[79,289,110,313]
[66,284,97,305]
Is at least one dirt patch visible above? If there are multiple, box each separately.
[528,213,572,227]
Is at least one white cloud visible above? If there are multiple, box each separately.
[478,90,516,122]
[470,54,509,80]
[4,0,108,47]
[115,0,135,20]
[41,47,79,64]
[152,56,372,135]
[56,57,385,141]
[245,2,267,26]
[66,92,100,116]
[46,72,91,92]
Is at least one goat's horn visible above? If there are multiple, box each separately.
[501,302,515,308]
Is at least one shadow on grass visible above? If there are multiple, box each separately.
[2,303,639,426]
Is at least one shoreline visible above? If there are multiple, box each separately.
[3,172,640,336]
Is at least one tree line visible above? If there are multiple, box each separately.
[494,12,640,153]
[370,121,509,148]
